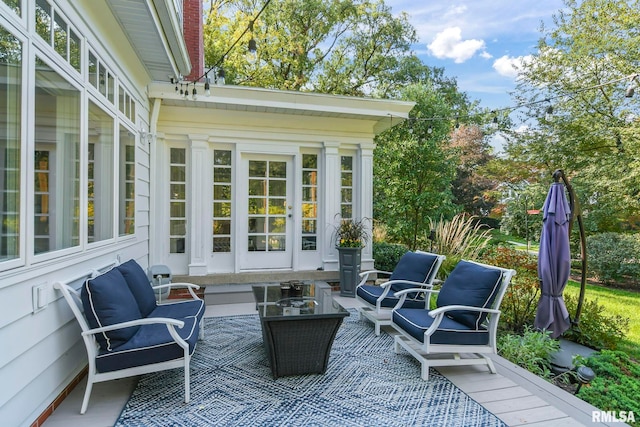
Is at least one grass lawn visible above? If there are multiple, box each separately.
[564,280,640,359]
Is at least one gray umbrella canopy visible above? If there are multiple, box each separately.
[534,182,572,338]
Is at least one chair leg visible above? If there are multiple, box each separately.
[421,362,430,381]
[184,356,191,403]
[80,377,93,414]
[375,321,381,336]
[484,355,497,374]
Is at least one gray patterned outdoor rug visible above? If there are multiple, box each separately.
[115,310,506,427]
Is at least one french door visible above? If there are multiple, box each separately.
[238,154,293,270]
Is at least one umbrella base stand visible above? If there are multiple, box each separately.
[549,338,597,375]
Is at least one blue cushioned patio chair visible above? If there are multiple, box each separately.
[391,259,516,380]
[355,251,445,335]
[54,259,204,414]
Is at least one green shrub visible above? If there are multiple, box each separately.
[372,242,409,272]
[482,247,540,333]
[586,232,640,285]
[498,327,559,380]
[563,293,629,350]
[577,350,640,426]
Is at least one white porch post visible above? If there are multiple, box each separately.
[187,135,209,276]
[358,143,375,270]
[322,141,341,270]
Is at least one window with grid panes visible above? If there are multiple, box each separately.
[169,148,187,253]
[340,156,353,219]
[212,150,232,252]
[301,154,318,250]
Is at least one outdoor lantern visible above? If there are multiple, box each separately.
[575,365,596,394]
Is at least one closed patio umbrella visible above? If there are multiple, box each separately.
[534,180,572,338]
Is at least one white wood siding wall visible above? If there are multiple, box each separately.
[0,1,153,425]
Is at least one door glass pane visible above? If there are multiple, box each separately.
[269,180,285,197]
[248,160,266,177]
[248,179,265,196]
[269,161,286,178]
[247,159,287,253]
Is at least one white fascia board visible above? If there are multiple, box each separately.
[148,83,415,132]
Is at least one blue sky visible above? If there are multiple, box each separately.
[385,1,567,112]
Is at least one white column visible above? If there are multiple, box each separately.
[187,135,210,276]
[359,143,375,270]
[322,141,341,270]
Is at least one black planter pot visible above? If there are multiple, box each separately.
[337,247,362,297]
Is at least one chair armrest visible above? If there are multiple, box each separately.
[357,269,392,288]
[358,269,392,278]
[392,287,439,309]
[82,317,186,335]
[428,305,500,318]
[423,306,501,337]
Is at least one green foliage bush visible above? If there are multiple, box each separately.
[586,232,640,285]
[563,293,629,351]
[482,247,540,333]
[577,351,640,426]
[372,242,409,272]
[498,327,559,380]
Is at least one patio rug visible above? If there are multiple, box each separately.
[115,310,506,427]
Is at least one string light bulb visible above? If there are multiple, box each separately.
[204,76,211,96]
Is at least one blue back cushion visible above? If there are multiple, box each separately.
[117,259,157,317]
[436,261,502,329]
[81,268,142,351]
[389,252,438,292]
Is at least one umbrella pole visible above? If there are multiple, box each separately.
[553,170,587,326]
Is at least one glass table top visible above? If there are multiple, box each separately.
[252,282,349,319]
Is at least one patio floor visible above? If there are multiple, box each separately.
[41,294,609,427]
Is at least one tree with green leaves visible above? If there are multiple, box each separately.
[508,0,640,233]
[203,0,417,97]
[373,75,475,249]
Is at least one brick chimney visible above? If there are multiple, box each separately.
[183,0,204,81]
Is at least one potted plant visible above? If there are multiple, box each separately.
[334,217,370,297]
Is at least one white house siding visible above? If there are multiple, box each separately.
[0,1,165,425]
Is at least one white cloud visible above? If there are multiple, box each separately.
[427,27,487,63]
[492,54,533,78]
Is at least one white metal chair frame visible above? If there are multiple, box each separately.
[356,251,445,335]
[391,260,516,380]
[54,261,202,414]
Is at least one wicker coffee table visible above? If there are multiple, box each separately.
[252,282,349,379]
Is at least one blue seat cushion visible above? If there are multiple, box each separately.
[393,308,489,346]
[150,299,205,323]
[95,316,200,373]
[388,252,438,293]
[117,259,157,317]
[436,261,502,329]
[356,284,425,309]
[81,268,142,351]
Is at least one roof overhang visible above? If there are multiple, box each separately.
[147,83,415,134]
[106,0,191,80]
